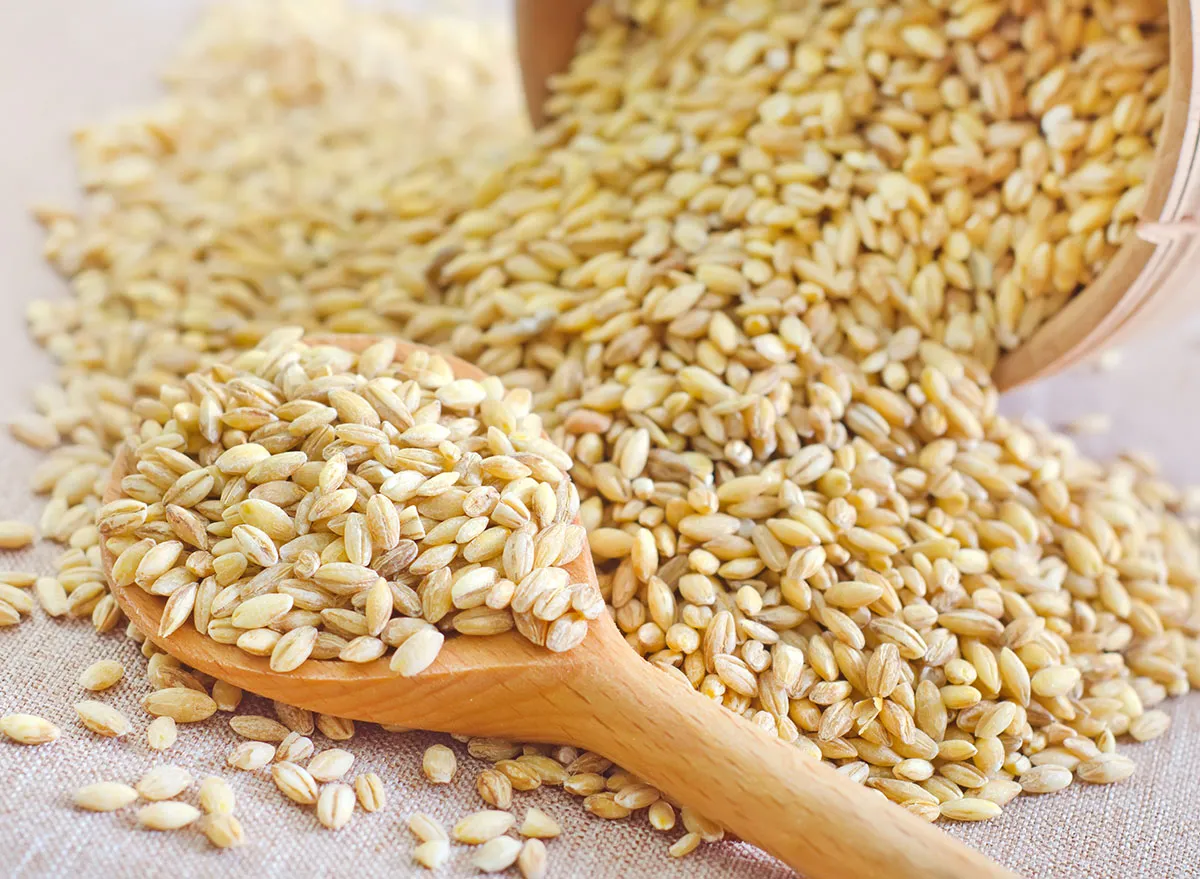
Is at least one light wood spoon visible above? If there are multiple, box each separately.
[102,334,1014,879]
[514,0,1200,391]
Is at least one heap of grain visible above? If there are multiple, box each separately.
[102,331,596,672]
[7,0,1194,856]
[388,0,1188,817]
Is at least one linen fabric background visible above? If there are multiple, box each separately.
[2,2,1199,877]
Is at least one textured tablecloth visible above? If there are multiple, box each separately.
[3,2,1200,877]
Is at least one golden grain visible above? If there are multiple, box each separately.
[73,782,138,812]
[0,713,61,745]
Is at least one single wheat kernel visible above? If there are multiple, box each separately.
[75,701,129,737]
[354,773,385,812]
[0,583,33,614]
[668,832,702,858]
[273,702,315,736]
[453,809,515,844]
[1129,710,1171,742]
[518,807,560,839]
[211,680,243,713]
[33,577,67,617]
[308,748,355,783]
[1,713,61,745]
[0,600,19,627]
[78,659,124,692]
[648,801,676,831]
[473,836,522,873]
[614,782,661,810]
[136,765,194,801]
[315,714,355,741]
[1077,754,1137,785]
[316,783,356,830]
[137,801,202,830]
[408,812,449,843]
[202,813,246,849]
[73,782,139,812]
[271,761,319,805]
[939,798,1003,822]
[476,769,513,809]
[142,688,217,723]
[199,776,236,815]
[227,741,275,771]
[0,521,35,550]
[413,839,450,870]
[516,838,548,879]
[229,715,290,742]
[422,744,457,784]
[583,793,631,820]
[276,732,315,764]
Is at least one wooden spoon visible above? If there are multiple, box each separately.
[514,0,1200,391]
[102,334,1014,879]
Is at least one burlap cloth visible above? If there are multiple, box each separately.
[3,2,1200,877]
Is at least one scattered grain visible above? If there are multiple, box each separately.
[1,713,60,745]
[137,801,202,830]
[74,782,138,812]
[453,809,515,844]
[78,660,124,692]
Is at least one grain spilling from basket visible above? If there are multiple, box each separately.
[2,0,1194,871]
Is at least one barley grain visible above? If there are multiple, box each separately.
[315,714,355,742]
[0,583,33,615]
[33,577,67,617]
[1,713,60,745]
[202,813,246,849]
[143,688,217,723]
[76,701,129,737]
[308,748,355,783]
[136,765,193,801]
[668,832,702,858]
[211,681,243,713]
[474,836,522,873]
[199,776,235,815]
[11,0,1193,845]
[78,659,124,692]
[272,761,319,805]
[316,783,356,830]
[648,801,676,831]
[74,782,138,812]
[1130,710,1171,742]
[413,839,450,870]
[0,521,35,550]
[227,741,275,771]
[939,798,1003,822]
[408,812,448,843]
[230,715,290,742]
[517,838,548,879]
[422,744,457,784]
[518,808,560,839]
[1077,755,1136,785]
[354,773,385,812]
[453,809,514,844]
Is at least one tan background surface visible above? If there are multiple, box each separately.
[2,2,1200,877]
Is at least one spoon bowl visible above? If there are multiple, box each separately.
[102,333,1014,879]
[514,0,1200,391]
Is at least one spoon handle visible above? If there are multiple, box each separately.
[562,652,1016,879]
